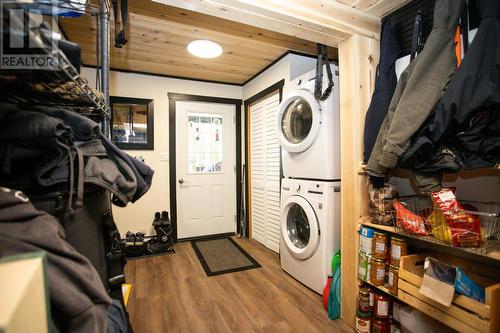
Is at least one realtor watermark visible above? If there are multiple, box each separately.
[0,0,59,70]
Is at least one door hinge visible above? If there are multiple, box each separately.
[234,215,237,223]
[234,165,236,173]
[233,114,236,124]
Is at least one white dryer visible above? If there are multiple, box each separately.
[280,178,340,294]
[277,65,340,180]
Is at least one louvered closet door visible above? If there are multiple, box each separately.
[249,92,281,253]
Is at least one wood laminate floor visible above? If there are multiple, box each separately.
[124,236,352,333]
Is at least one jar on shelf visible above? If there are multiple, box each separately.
[355,310,371,333]
[370,258,386,286]
[373,293,390,318]
[368,286,376,311]
[372,232,388,260]
[372,316,390,333]
[387,265,399,296]
[358,287,371,312]
[390,237,407,267]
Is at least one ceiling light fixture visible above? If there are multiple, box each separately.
[187,40,223,59]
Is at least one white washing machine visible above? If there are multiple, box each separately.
[277,65,340,180]
[280,178,340,294]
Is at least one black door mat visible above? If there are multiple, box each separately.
[191,237,261,276]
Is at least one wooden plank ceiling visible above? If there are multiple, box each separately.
[59,0,338,85]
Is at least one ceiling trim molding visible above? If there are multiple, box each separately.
[82,65,244,86]
[156,0,381,47]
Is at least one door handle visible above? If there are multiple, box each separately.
[178,178,184,184]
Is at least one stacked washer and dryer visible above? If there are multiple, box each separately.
[277,65,341,294]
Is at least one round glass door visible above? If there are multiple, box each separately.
[277,89,321,153]
[281,195,320,260]
[281,97,313,144]
[286,203,311,249]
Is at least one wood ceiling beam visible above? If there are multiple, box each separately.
[153,0,381,47]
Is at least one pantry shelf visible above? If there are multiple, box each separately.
[360,278,396,299]
[359,218,500,262]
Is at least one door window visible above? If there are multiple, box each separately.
[286,203,310,249]
[281,97,313,144]
[187,113,223,173]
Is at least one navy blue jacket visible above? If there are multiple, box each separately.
[363,19,400,163]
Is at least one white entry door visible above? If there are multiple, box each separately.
[249,92,281,252]
[176,101,236,239]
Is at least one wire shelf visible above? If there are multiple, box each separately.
[371,195,500,255]
[0,1,110,118]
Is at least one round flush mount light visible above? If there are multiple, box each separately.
[187,40,223,58]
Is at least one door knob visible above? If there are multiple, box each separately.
[178,178,184,184]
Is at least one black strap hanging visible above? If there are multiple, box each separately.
[314,43,334,101]
[113,0,128,48]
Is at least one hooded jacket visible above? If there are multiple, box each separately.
[366,0,465,179]
[363,19,400,163]
[0,187,111,333]
[400,0,500,192]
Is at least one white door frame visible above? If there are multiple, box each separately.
[168,93,242,241]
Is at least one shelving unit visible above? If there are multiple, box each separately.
[365,250,499,332]
[0,0,111,131]
[359,217,500,262]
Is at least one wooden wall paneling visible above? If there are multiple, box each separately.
[162,0,380,47]
[338,33,379,327]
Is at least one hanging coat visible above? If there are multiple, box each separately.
[363,19,400,163]
[400,0,500,192]
[0,187,111,333]
[366,0,465,179]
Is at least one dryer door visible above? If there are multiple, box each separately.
[277,89,322,153]
[281,195,320,260]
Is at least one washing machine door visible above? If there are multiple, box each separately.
[277,89,322,154]
[281,195,320,260]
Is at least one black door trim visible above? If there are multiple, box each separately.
[243,79,285,238]
[168,93,243,242]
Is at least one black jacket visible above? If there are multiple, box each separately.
[363,19,400,163]
[0,106,154,207]
[400,0,500,191]
[0,187,111,333]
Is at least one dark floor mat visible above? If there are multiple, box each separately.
[191,237,261,276]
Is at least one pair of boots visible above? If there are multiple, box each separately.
[153,211,170,227]
[146,211,174,254]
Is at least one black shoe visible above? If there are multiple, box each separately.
[126,231,136,246]
[147,240,173,254]
[153,211,161,226]
[135,232,145,245]
[161,211,170,225]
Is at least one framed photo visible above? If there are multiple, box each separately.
[110,96,154,150]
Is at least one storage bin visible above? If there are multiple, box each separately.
[378,196,500,255]
[398,253,500,333]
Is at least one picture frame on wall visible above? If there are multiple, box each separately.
[110,96,154,150]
